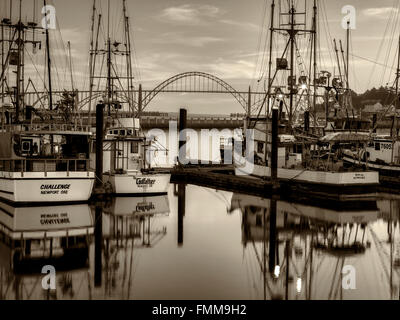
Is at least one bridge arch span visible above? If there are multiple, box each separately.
[141,71,248,111]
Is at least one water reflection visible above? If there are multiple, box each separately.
[0,186,400,300]
[231,193,400,300]
[0,202,93,299]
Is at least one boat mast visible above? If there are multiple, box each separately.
[289,3,295,130]
[107,0,112,114]
[395,36,400,139]
[43,0,53,111]
[264,0,275,163]
[265,0,275,118]
[15,0,24,121]
[345,20,351,112]
[123,0,135,117]
[88,0,96,126]
[312,0,317,133]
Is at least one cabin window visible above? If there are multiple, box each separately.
[130,141,139,154]
[256,214,262,226]
[120,129,126,136]
[113,130,118,135]
[127,129,133,136]
[22,140,31,153]
[257,142,264,154]
[375,143,380,151]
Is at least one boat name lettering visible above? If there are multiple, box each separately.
[381,143,392,150]
[40,213,70,225]
[136,203,155,212]
[136,178,156,186]
[353,173,365,180]
[40,184,71,190]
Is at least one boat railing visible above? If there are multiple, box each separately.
[0,123,92,133]
[0,158,92,177]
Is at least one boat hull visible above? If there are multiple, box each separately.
[0,172,95,204]
[235,160,379,199]
[104,172,170,195]
[235,162,379,185]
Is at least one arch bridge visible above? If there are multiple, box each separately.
[22,71,267,113]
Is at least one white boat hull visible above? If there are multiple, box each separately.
[235,160,379,186]
[343,155,400,173]
[104,172,170,195]
[0,172,95,203]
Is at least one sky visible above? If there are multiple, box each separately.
[2,0,400,114]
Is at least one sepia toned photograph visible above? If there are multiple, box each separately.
[0,0,400,308]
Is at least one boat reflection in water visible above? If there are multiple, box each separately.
[231,193,400,300]
[0,194,170,300]
[0,202,93,299]
[94,195,170,298]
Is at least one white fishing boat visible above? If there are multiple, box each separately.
[343,136,400,174]
[234,129,379,198]
[100,118,170,195]
[0,122,95,204]
[0,4,95,204]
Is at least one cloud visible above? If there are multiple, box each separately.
[220,19,259,30]
[363,7,398,19]
[159,4,221,25]
[153,32,225,47]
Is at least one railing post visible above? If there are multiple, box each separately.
[67,160,69,177]
[44,160,47,177]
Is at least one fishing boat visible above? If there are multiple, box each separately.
[0,121,95,204]
[233,0,378,198]
[0,4,95,204]
[99,118,170,195]
[341,37,400,183]
[87,1,170,195]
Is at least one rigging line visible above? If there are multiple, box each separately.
[379,5,399,87]
[350,53,397,72]
[367,0,398,88]
[24,46,48,94]
[252,0,269,86]
[320,1,335,72]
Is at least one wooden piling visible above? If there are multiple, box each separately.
[304,110,310,133]
[95,103,104,190]
[271,107,279,189]
[178,108,187,165]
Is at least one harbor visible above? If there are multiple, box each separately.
[1,0,400,302]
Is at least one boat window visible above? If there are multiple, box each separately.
[22,140,31,153]
[120,129,126,136]
[113,130,118,135]
[256,214,262,227]
[131,141,139,154]
[375,143,380,151]
[257,142,264,154]
[127,129,133,136]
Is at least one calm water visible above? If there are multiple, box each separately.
[0,184,400,300]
